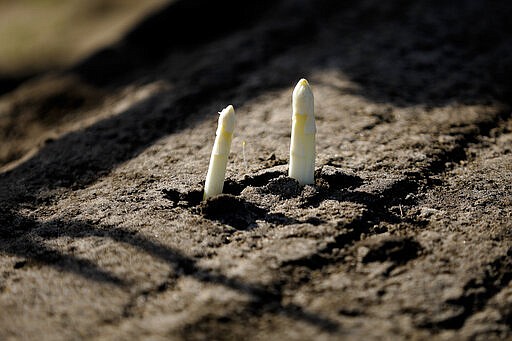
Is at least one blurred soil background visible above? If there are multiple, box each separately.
[0,0,511,340]
[0,0,170,167]
[0,0,168,83]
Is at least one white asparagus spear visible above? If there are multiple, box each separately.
[204,105,236,200]
[289,78,316,185]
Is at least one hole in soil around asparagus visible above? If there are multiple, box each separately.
[200,194,266,230]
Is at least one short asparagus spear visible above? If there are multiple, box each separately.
[204,105,236,200]
[289,78,316,185]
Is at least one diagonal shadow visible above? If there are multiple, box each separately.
[71,0,280,87]
[311,0,512,107]
[0,0,511,335]
[0,0,318,202]
[0,0,323,317]
[1,214,339,332]
[3,0,510,203]
[0,211,127,286]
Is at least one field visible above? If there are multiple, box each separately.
[1,1,511,340]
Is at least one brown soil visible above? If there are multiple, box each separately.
[1,1,511,340]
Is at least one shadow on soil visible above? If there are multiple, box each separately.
[1,0,512,335]
[74,0,512,105]
[0,212,339,333]
[1,0,510,193]
[2,0,511,193]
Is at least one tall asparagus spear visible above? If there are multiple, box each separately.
[289,79,316,185]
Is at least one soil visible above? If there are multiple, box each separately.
[1,0,511,340]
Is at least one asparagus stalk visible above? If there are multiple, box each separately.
[289,78,316,185]
[204,105,236,200]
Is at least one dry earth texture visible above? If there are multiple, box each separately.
[1,0,511,340]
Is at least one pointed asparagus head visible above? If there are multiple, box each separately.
[204,105,236,200]
[292,78,315,134]
[217,104,235,134]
